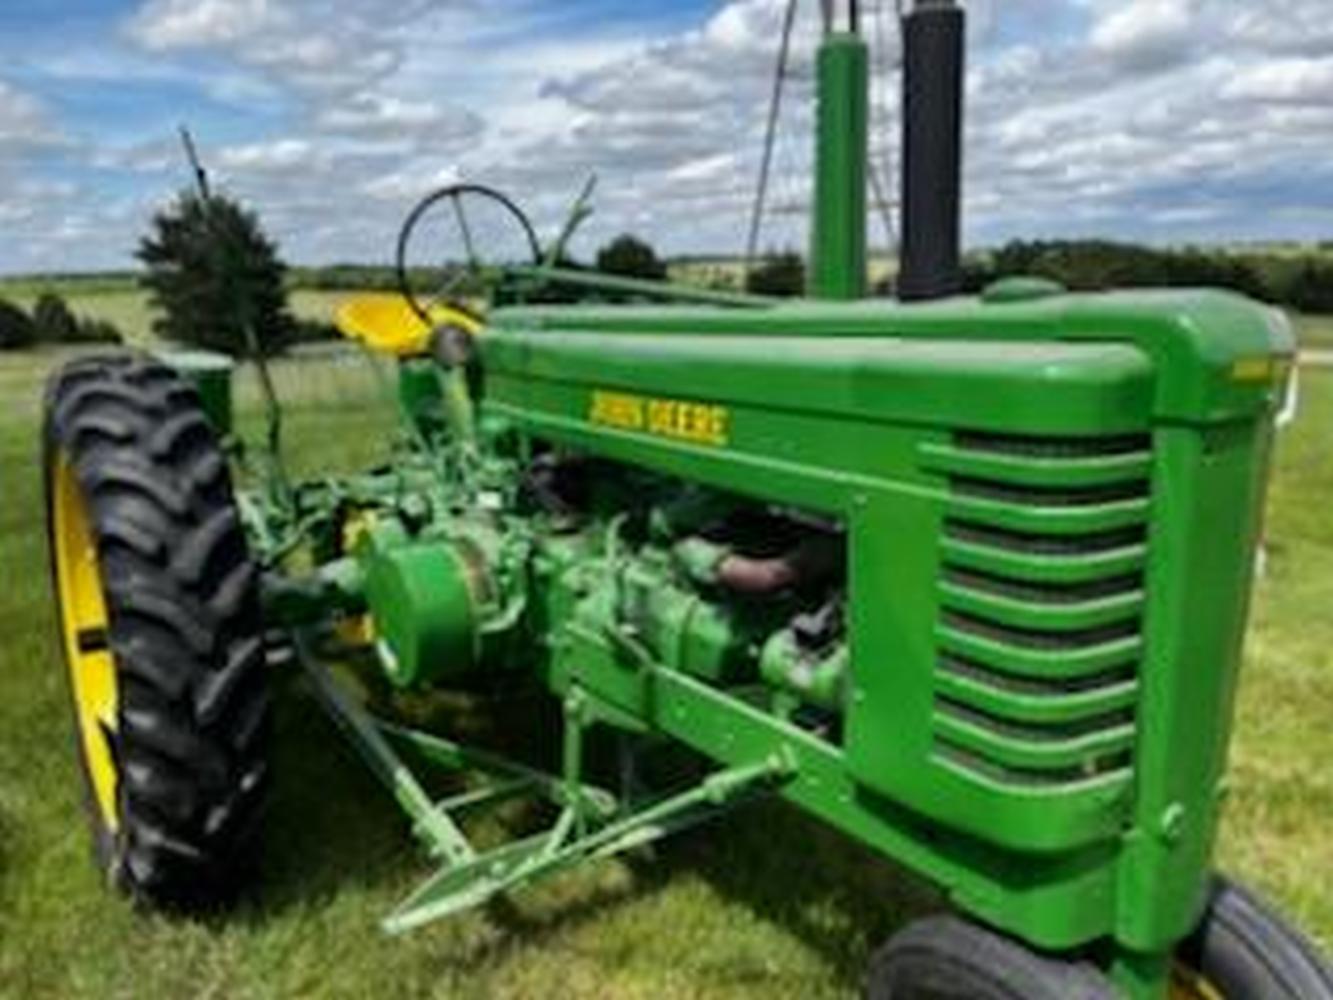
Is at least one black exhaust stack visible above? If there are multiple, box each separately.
[897,0,966,302]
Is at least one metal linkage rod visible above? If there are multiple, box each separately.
[294,631,476,865]
[384,755,787,934]
[512,264,775,308]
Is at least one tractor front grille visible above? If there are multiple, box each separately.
[921,430,1152,789]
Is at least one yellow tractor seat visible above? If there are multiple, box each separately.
[336,293,483,358]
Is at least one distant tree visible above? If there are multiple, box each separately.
[746,251,806,297]
[292,319,341,344]
[137,191,297,356]
[1290,260,1333,314]
[75,319,124,345]
[980,239,1276,301]
[0,299,36,350]
[499,252,591,307]
[707,270,740,292]
[958,254,996,295]
[32,291,81,344]
[596,234,668,281]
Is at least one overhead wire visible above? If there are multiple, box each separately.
[745,0,801,275]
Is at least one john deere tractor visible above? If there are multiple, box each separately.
[42,2,1332,997]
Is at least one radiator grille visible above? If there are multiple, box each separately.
[921,431,1152,789]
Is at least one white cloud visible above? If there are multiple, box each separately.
[126,0,442,95]
[668,153,739,185]
[218,137,320,173]
[129,0,271,49]
[362,162,462,202]
[93,136,209,177]
[1223,57,1333,105]
[1224,2,1333,58]
[1090,0,1194,71]
[0,81,63,148]
[316,94,481,141]
[0,0,1329,273]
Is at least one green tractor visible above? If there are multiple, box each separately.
[41,2,1331,997]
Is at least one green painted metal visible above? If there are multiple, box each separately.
[159,349,234,436]
[359,521,480,688]
[296,632,477,866]
[396,358,445,439]
[760,630,847,711]
[384,747,782,934]
[294,624,783,936]
[809,32,868,300]
[237,281,1290,998]
[212,11,1305,998]
[487,291,1293,423]
[506,264,775,309]
[440,368,477,450]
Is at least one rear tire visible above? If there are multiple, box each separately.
[867,915,1117,999]
[1174,875,1333,999]
[44,353,269,910]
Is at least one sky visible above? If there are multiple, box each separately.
[0,0,1330,274]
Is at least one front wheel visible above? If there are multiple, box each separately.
[1172,875,1333,999]
[867,915,1118,999]
[867,875,1333,1000]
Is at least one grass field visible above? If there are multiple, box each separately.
[1299,313,1333,349]
[0,318,1331,998]
[0,280,347,347]
[4,272,1333,352]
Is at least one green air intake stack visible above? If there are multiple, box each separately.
[808,13,869,300]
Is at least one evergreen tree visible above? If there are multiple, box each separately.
[746,251,806,297]
[32,291,81,344]
[75,319,124,345]
[137,191,297,356]
[596,234,668,281]
[1290,261,1333,314]
[0,299,36,349]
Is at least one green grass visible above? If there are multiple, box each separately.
[0,319,1330,998]
[1297,313,1333,350]
[0,278,352,346]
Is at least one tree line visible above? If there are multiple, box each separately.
[0,292,123,350]
[739,242,1333,308]
[4,184,1329,357]
[961,240,1333,314]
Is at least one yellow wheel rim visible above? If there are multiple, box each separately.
[334,509,377,646]
[1170,965,1225,1000]
[52,452,119,831]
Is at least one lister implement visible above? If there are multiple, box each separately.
[42,2,1331,998]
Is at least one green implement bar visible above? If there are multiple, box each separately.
[508,264,777,309]
[386,752,785,934]
[293,628,789,935]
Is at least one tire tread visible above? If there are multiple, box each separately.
[44,352,268,910]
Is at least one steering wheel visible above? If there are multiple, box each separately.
[394,183,542,327]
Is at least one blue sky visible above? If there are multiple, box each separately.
[0,0,1330,274]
